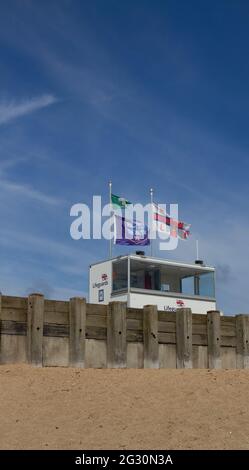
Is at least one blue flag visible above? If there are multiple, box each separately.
[114,215,150,246]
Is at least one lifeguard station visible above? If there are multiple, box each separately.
[89,252,216,314]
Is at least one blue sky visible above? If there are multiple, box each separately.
[0,0,249,314]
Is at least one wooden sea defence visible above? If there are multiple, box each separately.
[0,294,248,369]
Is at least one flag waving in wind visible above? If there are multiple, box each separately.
[111,193,131,209]
[114,214,150,246]
[111,192,150,246]
[152,203,191,240]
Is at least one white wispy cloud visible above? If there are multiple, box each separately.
[0,157,28,175]
[0,178,63,205]
[0,228,94,299]
[0,229,96,267]
[0,94,58,125]
[0,156,63,206]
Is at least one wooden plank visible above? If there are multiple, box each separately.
[128,308,176,322]
[221,336,236,347]
[1,320,27,336]
[44,299,69,324]
[1,308,27,322]
[127,309,143,320]
[220,326,236,337]
[192,334,208,346]
[69,297,86,368]
[44,299,69,313]
[44,311,69,325]
[222,316,236,325]
[27,294,44,366]
[236,315,249,368]
[48,323,114,340]
[43,323,69,337]
[207,310,221,369]
[158,321,176,333]
[127,330,143,342]
[2,296,28,310]
[158,332,176,344]
[86,303,107,316]
[127,318,143,330]
[192,314,207,325]
[143,305,159,368]
[86,314,107,328]
[107,302,127,368]
[192,324,208,335]
[221,317,236,336]
[86,326,107,340]
[158,311,177,322]
[176,308,192,368]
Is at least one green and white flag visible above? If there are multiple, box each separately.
[111,193,131,209]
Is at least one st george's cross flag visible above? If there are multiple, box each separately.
[152,203,191,240]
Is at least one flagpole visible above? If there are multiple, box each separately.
[109,180,112,259]
[196,239,199,260]
[150,187,154,257]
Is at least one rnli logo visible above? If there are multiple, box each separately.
[93,273,109,289]
[176,299,185,307]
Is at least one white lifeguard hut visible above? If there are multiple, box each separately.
[89,252,216,314]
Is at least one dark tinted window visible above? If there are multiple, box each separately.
[112,259,128,291]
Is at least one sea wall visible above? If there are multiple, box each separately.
[1,294,248,369]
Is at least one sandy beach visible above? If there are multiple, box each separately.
[0,365,249,450]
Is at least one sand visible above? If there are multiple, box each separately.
[0,365,249,450]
